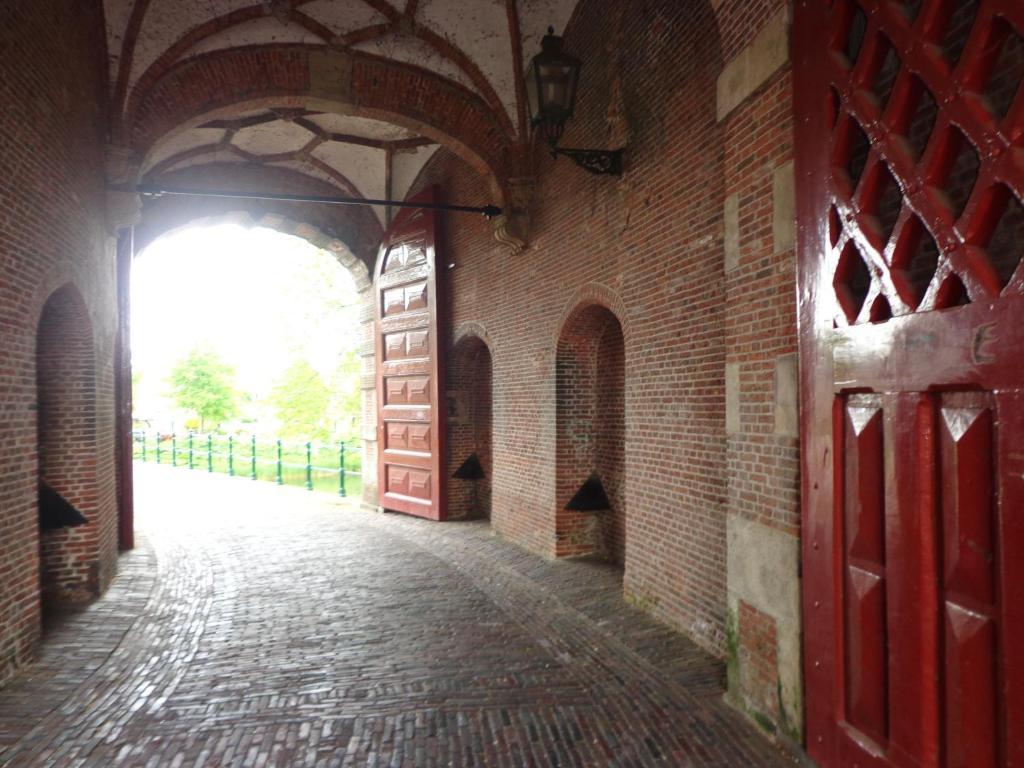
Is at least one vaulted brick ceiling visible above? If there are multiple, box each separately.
[105,0,578,225]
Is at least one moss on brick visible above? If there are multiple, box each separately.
[624,587,660,614]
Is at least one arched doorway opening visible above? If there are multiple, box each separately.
[36,284,103,610]
[448,334,493,520]
[129,219,374,503]
[555,304,626,564]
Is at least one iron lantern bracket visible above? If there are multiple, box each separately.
[550,145,624,176]
[541,129,623,176]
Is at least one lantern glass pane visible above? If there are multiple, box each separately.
[539,63,576,113]
[525,62,541,122]
[542,82,568,112]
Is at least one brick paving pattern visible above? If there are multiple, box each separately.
[0,466,795,767]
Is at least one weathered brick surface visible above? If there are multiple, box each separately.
[0,0,118,688]
[414,0,735,655]
[0,467,794,766]
[715,0,789,63]
[117,5,515,142]
[0,534,156,749]
[407,0,801,740]
[723,68,799,536]
[737,599,780,719]
[717,0,800,737]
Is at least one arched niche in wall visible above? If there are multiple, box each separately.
[447,333,493,520]
[36,283,101,608]
[555,303,626,564]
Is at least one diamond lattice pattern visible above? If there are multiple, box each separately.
[829,0,1024,325]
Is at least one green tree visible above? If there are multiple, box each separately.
[329,349,362,442]
[167,348,239,432]
[270,359,332,441]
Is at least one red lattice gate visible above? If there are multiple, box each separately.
[794,1,1023,765]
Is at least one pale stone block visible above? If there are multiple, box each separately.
[724,194,741,273]
[358,299,376,325]
[717,10,790,122]
[725,362,741,434]
[773,161,797,254]
[773,353,799,437]
[727,514,803,737]
[308,50,353,100]
[105,190,141,233]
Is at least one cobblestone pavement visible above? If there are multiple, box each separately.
[0,465,796,767]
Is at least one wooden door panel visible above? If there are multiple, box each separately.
[374,187,446,520]
[843,565,888,746]
[841,397,889,748]
[795,2,1023,763]
[830,389,1011,765]
[996,392,1024,766]
[883,394,941,766]
[939,393,999,768]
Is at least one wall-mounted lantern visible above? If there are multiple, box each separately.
[526,27,624,176]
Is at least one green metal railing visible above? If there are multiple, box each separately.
[132,430,362,497]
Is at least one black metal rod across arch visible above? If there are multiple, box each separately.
[133,184,503,219]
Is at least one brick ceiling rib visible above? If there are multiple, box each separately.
[107,0,578,214]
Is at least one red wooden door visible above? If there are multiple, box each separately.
[795,1,1024,766]
[115,227,135,550]
[374,186,447,520]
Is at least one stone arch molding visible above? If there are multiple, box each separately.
[141,210,372,293]
[552,283,631,347]
[452,321,494,354]
[30,262,100,345]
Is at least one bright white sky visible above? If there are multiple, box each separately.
[132,223,361,418]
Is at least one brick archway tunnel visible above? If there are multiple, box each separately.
[4,0,1022,764]
[0,0,805,760]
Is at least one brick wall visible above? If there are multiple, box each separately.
[414,0,732,649]
[407,0,803,741]
[737,599,780,716]
[595,318,626,565]
[723,68,799,532]
[716,0,802,742]
[0,0,116,687]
